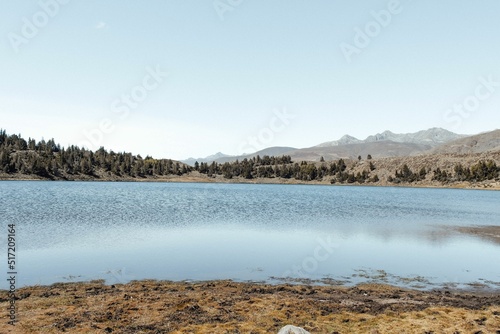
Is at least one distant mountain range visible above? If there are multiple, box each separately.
[316,128,465,147]
[182,152,232,166]
[182,147,297,166]
[181,128,499,166]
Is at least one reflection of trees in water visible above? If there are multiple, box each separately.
[453,225,500,246]
[319,223,500,247]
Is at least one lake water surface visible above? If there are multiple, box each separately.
[1,181,499,290]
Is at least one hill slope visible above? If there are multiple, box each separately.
[430,129,500,154]
[288,141,432,161]
[193,128,466,164]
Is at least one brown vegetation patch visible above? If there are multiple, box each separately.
[1,280,499,333]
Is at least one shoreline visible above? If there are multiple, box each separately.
[6,274,500,296]
[1,173,500,191]
[1,279,499,333]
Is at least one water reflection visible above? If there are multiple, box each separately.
[0,181,499,290]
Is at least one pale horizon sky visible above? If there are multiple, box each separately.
[1,0,499,160]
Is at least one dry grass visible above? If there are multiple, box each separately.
[1,280,499,333]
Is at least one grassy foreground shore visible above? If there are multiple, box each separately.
[1,280,499,333]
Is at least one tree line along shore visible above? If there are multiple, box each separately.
[1,129,500,188]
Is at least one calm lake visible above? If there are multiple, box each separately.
[1,181,499,290]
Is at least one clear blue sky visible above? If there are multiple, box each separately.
[1,0,499,160]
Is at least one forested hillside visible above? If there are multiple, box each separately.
[1,129,499,187]
[0,129,191,179]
